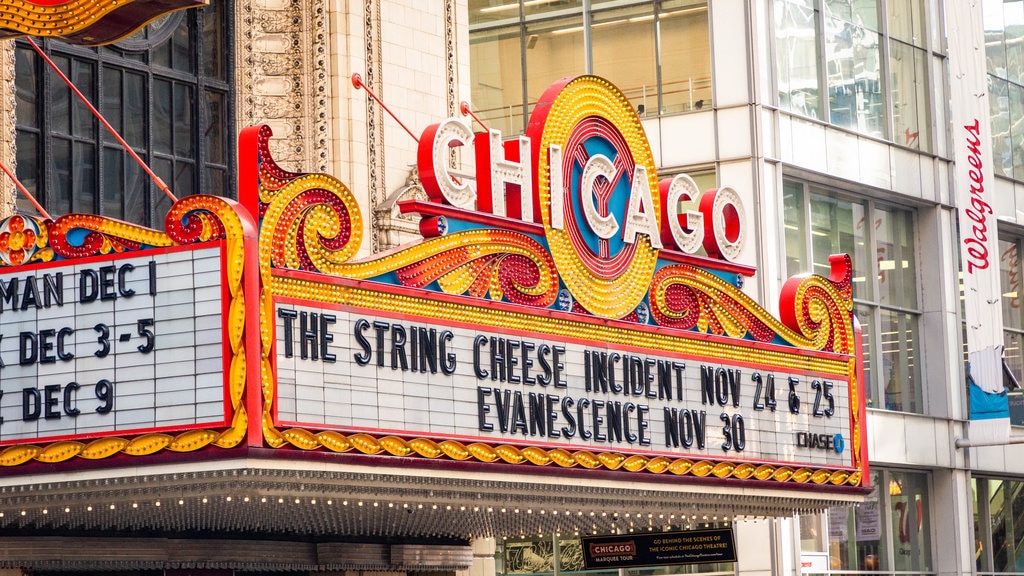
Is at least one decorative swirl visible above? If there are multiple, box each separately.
[0,215,53,266]
[262,431,862,487]
[49,213,173,258]
[779,254,855,354]
[253,124,307,195]
[650,264,779,343]
[651,257,855,353]
[259,174,363,274]
[164,194,235,244]
[394,230,558,308]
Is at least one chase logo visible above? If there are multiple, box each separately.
[796,431,845,454]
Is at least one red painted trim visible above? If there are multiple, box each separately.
[237,125,264,223]
[399,199,545,235]
[854,317,870,486]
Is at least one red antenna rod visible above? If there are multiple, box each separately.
[351,73,419,143]
[0,160,53,220]
[459,101,490,132]
[25,37,178,205]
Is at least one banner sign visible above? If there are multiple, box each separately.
[0,199,253,465]
[580,529,736,569]
[0,75,866,496]
[946,0,1011,441]
[0,246,227,442]
[250,75,867,491]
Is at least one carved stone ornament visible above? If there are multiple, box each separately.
[237,0,330,174]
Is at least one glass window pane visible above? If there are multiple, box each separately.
[153,157,174,225]
[154,79,172,155]
[125,72,146,149]
[72,59,96,138]
[776,0,821,119]
[591,5,656,115]
[469,0,525,26]
[125,157,147,225]
[659,1,711,114]
[172,21,194,73]
[783,180,807,278]
[50,55,71,135]
[1005,331,1024,385]
[525,15,585,116]
[174,83,194,156]
[887,0,925,47]
[523,0,582,19]
[204,90,226,164]
[72,141,96,214]
[470,24,525,135]
[14,132,40,196]
[825,16,884,137]
[808,193,872,299]
[992,479,1011,572]
[153,34,171,68]
[205,166,227,198]
[102,68,122,144]
[175,162,195,197]
[875,205,917,309]
[1004,0,1024,84]
[991,76,1013,178]
[826,0,879,32]
[51,138,72,216]
[856,303,876,408]
[1011,82,1024,181]
[889,470,932,571]
[880,309,921,412]
[985,1,1008,79]
[890,41,929,152]
[15,47,38,127]
[102,147,124,220]
[1003,239,1024,331]
[827,472,883,570]
[202,1,226,80]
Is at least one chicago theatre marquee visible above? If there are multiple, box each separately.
[0,74,867,571]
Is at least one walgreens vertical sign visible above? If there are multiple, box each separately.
[946,3,1008,442]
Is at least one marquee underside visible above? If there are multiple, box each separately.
[0,454,862,571]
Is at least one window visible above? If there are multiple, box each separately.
[823,469,932,573]
[973,476,1024,573]
[14,3,233,228]
[783,179,922,413]
[1001,239,1024,386]
[468,0,711,135]
[774,0,933,152]
[985,0,1024,180]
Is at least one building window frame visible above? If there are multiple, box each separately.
[13,3,234,228]
[783,178,923,414]
[773,0,938,153]
[468,0,712,136]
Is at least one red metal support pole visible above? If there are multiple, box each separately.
[351,73,420,143]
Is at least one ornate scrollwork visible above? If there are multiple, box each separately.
[779,253,855,354]
[48,213,173,258]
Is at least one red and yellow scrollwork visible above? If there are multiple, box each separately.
[650,254,855,354]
